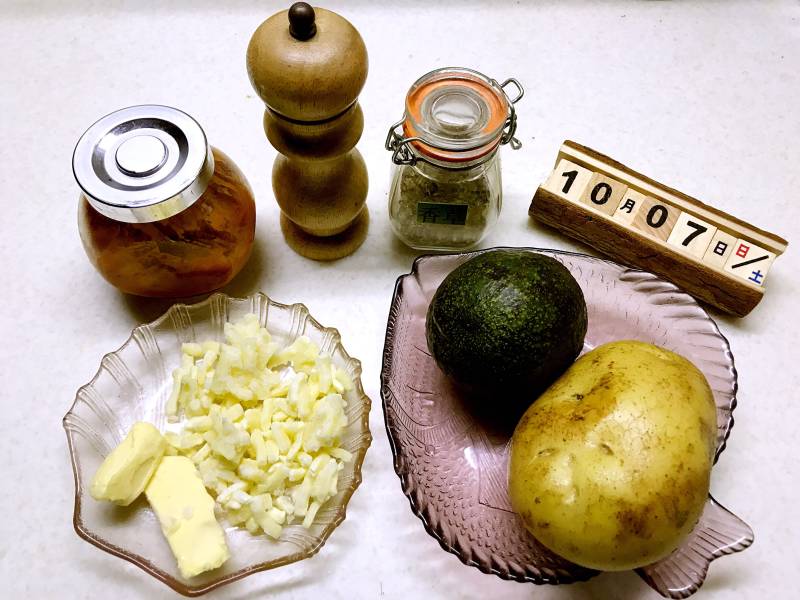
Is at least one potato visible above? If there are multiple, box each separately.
[508,340,716,571]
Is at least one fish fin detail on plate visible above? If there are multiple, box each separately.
[636,495,754,598]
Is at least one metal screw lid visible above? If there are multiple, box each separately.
[72,105,214,223]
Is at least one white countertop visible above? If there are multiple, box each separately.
[1,1,798,598]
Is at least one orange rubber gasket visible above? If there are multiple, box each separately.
[404,73,507,164]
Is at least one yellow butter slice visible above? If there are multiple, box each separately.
[90,421,167,506]
[145,456,230,579]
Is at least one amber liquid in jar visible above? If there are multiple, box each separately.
[78,148,256,297]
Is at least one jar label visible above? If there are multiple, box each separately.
[416,202,469,226]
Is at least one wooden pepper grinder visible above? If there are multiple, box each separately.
[247,2,369,260]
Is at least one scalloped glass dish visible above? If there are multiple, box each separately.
[380,248,753,598]
[64,293,372,596]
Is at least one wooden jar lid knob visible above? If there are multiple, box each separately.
[289,2,316,40]
[247,5,368,122]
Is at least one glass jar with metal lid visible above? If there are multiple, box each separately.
[74,105,256,297]
[385,67,523,251]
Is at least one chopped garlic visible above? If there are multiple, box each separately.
[165,313,354,540]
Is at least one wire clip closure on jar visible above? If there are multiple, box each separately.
[386,72,524,167]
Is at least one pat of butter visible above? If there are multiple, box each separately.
[90,421,167,506]
[145,456,230,578]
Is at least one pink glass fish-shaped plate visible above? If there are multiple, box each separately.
[380,247,753,598]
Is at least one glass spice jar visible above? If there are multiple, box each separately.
[73,105,256,297]
[385,68,523,251]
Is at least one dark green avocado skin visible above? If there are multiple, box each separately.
[426,250,588,401]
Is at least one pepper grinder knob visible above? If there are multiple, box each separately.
[289,2,316,40]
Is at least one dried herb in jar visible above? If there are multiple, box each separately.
[389,156,501,250]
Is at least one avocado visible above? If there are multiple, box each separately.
[425,249,587,404]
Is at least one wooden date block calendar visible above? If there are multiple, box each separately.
[530,141,788,317]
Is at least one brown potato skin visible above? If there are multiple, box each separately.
[508,340,717,571]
